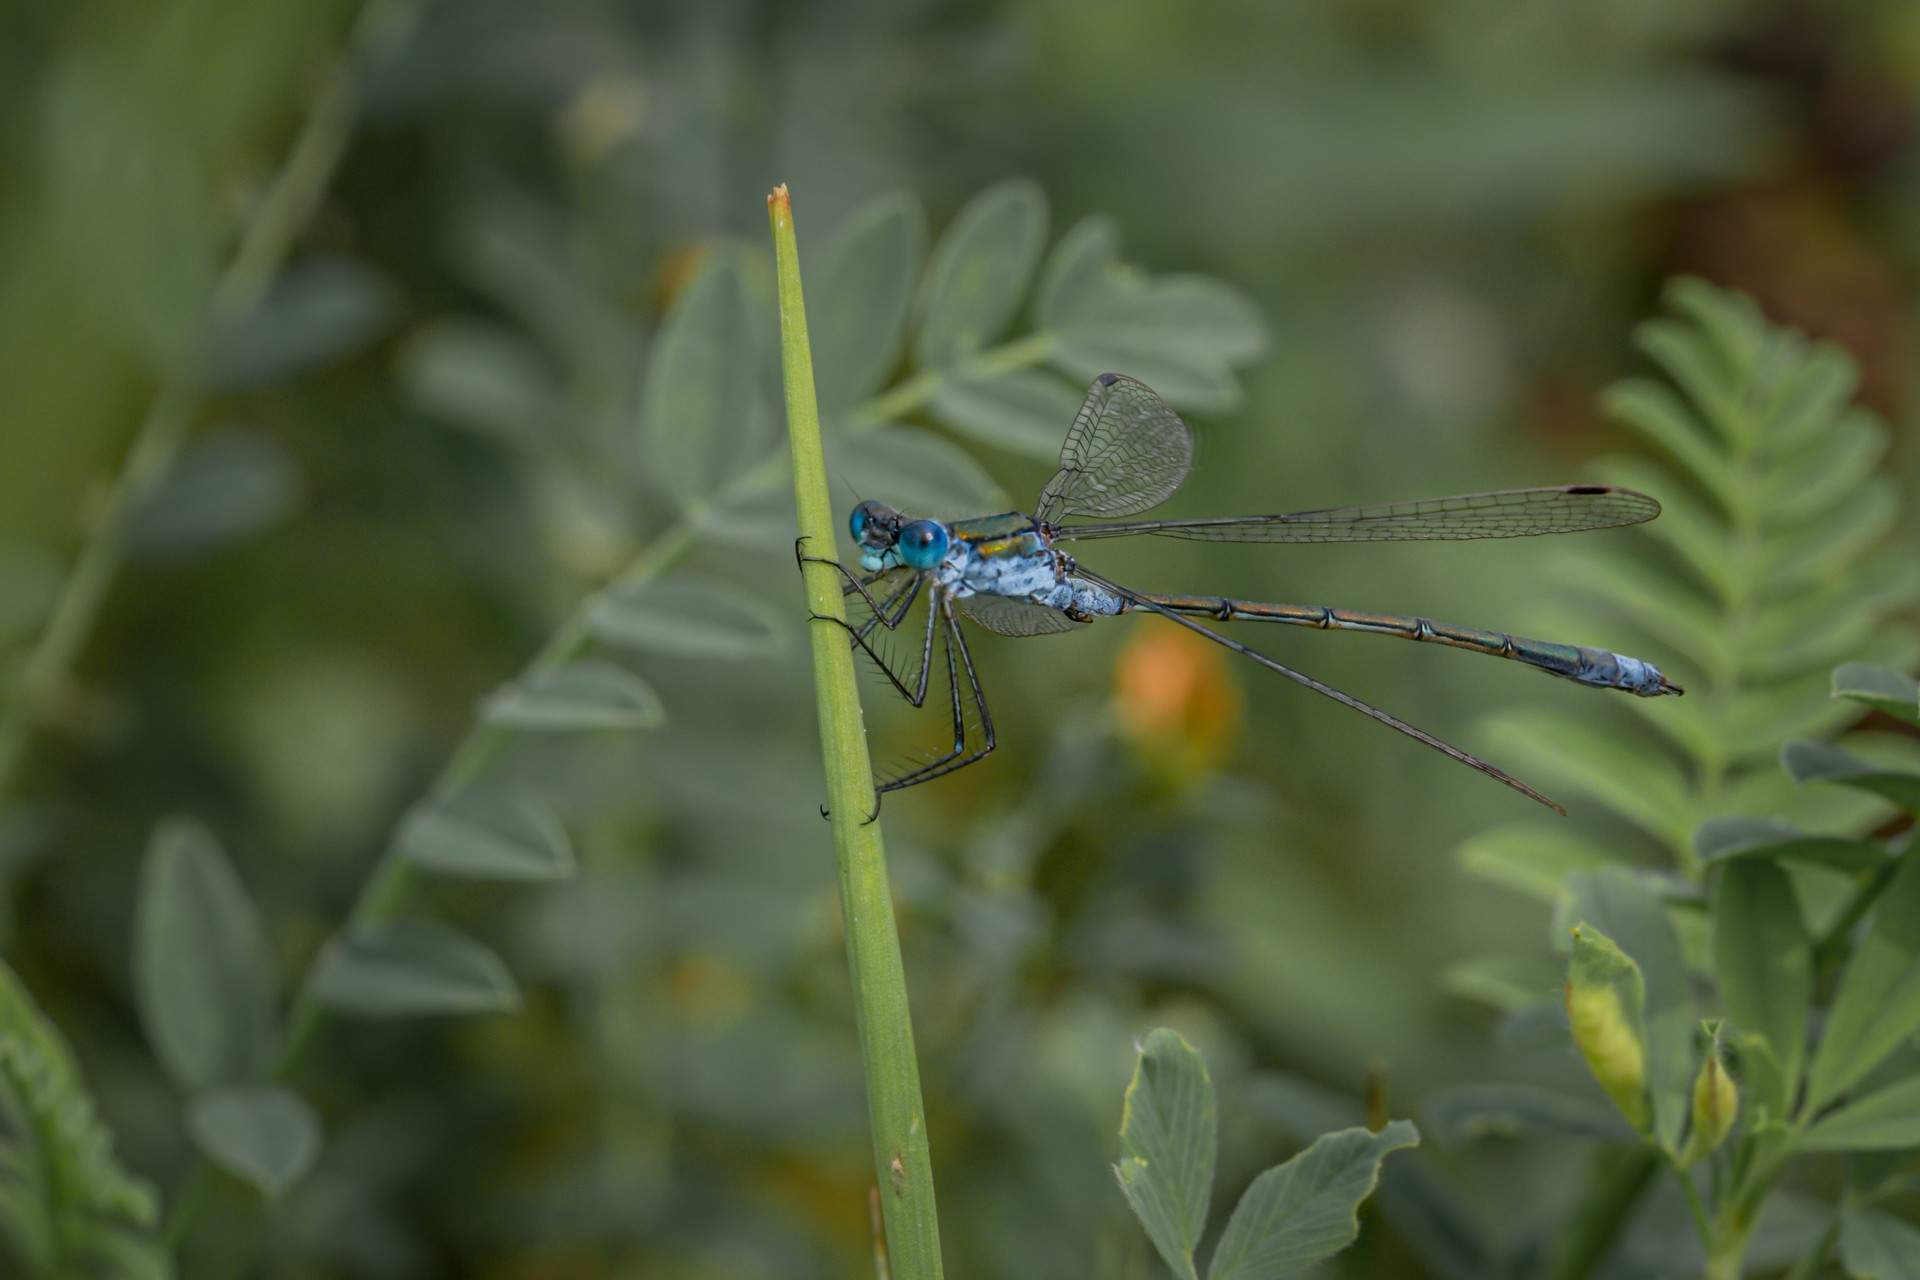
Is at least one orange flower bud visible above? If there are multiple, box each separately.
[1112,625,1239,778]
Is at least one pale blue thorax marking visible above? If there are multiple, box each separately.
[938,538,1125,619]
[863,527,1125,620]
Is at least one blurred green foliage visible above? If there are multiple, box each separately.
[2,1,1919,1277]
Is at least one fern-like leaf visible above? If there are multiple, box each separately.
[0,957,169,1279]
[1471,278,1920,888]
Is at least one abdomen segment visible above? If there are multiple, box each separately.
[1125,595,1682,697]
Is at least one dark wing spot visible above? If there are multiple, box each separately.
[1566,485,1609,495]
[1096,372,1120,386]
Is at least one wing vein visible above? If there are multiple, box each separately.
[1056,486,1660,544]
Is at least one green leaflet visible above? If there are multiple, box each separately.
[927,368,1088,460]
[396,317,564,447]
[481,660,665,732]
[396,788,575,882]
[186,1085,322,1198]
[1035,214,1121,329]
[811,191,925,421]
[1808,852,1920,1112]
[1245,1071,1487,1280]
[1115,1029,1216,1280]
[0,958,169,1278]
[133,818,276,1090]
[913,180,1049,369]
[642,254,771,504]
[1783,740,1920,814]
[307,918,520,1018]
[1802,1076,1920,1151]
[878,197,1269,443]
[1440,955,1559,1013]
[590,575,786,661]
[826,424,1007,522]
[1456,822,1614,904]
[1206,1122,1419,1280]
[122,434,300,559]
[1834,663,1920,726]
[1709,859,1810,1116]
[1840,1205,1920,1280]
[207,256,394,391]
[1035,217,1264,413]
[1693,816,1889,874]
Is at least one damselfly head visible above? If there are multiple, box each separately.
[850,498,900,546]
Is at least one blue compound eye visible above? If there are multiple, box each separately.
[850,499,893,546]
[897,520,949,571]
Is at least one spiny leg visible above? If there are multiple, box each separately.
[818,567,917,645]
[876,595,998,794]
[815,599,921,823]
[795,536,900,619]
[797,543,924,824]
[829,589,945,823]
[796,544,999,798]
[800,552,931,701]
[855,572,921,645]
[827,576,935,708]
[874,598,966,794]
[794,537,928,669]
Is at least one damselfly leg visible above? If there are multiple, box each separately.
[871,595,996,794]
[798,542,996,792]
[1074,565,1568,813]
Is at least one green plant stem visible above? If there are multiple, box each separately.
[1665,1153,1714,1251]
[0,4,401,806]
[129,5,406,1247]
[271,525,695,1062]
[163,514,700,1243]
[338,524,677,932]
[1703,1217,1756,1280]
[843,330,1058,432]
[769,183,943,1279]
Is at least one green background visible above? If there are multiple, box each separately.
[2,0,1918,1275]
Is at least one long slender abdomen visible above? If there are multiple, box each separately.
[1127,594,1682,697]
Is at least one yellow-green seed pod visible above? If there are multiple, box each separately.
[1685,1045,1738,1164]
[1566,925,1651,1133]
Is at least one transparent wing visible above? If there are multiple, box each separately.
[1034,373,1194,525]
[957,594,1085,637]
[1054,485,1660,544]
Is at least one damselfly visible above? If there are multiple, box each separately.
[804,373,1681,813]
